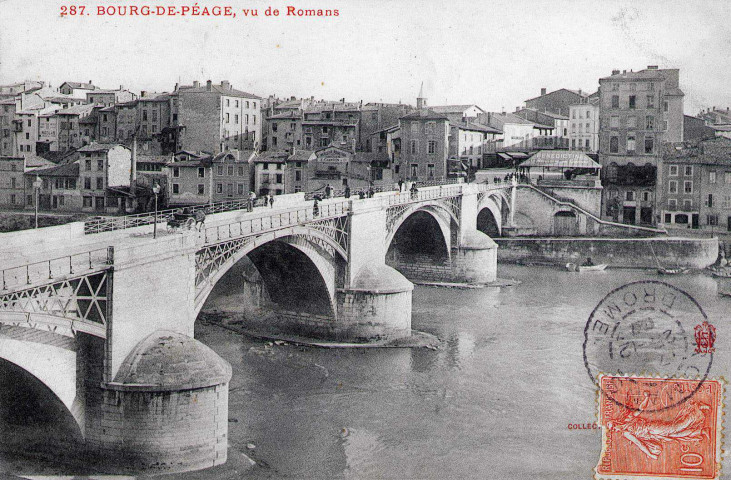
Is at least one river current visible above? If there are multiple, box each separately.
[1,265,729,479]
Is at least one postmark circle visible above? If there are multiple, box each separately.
[583,280,713,411]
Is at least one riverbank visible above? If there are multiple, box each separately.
[199,312,441,349]
[495,236,718,269]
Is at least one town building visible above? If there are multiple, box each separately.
[359,103,412,151]
[25,161,82,211]
[59,81,97,98]
[479,112,535,150]
[267,111,303,153]
[0,98,18,156]
[253,150,290,196]
[286,149,316,193]
[684,115,716,142]
[77,143,133,213]
[302,101,360,151]
[0,156,26,207]
[568,97,600,152]
[524,87,590,116]
[514,107,570,149]
[86,87,136,107]
[450,122,499,170]
[176,80,261,154]
[55,104,98,151]
[398,109,450,182]
[598,66,685,225]
[659,138,731,231]
[0,81,45,100]
[166,150,254,206]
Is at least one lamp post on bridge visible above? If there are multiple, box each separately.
[33,175,41,229]
[152,182,161,239]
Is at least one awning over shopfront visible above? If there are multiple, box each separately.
[519,150,601,170]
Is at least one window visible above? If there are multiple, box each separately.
[663,121,668,131]
[9,194,15,204]
[669,180,678,193]
[198,167,205,178]
[252,115,256,124]
[664,101,669,112]
[216,183,223,194]
[642,191,651,202]
[426,122,435,135]
[411,122,418,134]
[646,116,655,130]
[320,138,328,147]
[410,164,418,178]
[96,177,104,190]
[226,183,233,197]
[27,119,31,127]
[97,159,104,170]
[246,101,249,108]
[708,214,719,226]
[427,164,435,179]
[84,177,91,189]
[83,196,92,207]
[684,166,693,176]
[668,198,677,209]
[428,140,436,154]
[571,139,576,149]
[217,165,224,175]
[25,132,29,139]
[646,95,655,109]
[610,116,619,128]
[410,140,417,154]
[669,165,678,176]
[322,126,328,134]
[630,83,636,91]
[197,184,205,195]
[585,139,590,149]
[238,166,244,176]
[644,136,654,154]
[610,136,619,153]
[572,110,576,119]
[237,183,244,195]
[627,115,636,128]
[235,115,239,123]
[173,167,180,178]
[172,183,180,194]
[726,172,731,184]
[226,99,230,107]
[664,213,672,223]
[683,199,692,210]
[85,159,92,171]
[227,165,234,176]
[611,95,619,108]
[612,83,619,91]
[225,113,230,123]
[626,191,635,201]
[276,174,283,183]
[235,100,239,108]
[710,171,716,183]
[629,95,636,109]
[272,123,278,132]
[627,135,636,153]
[706,194,714,208]
[295,170,301,181]
[684,180,693,194]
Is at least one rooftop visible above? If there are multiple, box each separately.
[27,160,80,177]
[288,149,316,162]
[400,109,450,121]
[520,150,601,169]
[78,142,126,152]
[429,105,485,115]
[524,88,589,103]
[179,82,261,100]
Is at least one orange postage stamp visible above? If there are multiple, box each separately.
[596,375,724,480]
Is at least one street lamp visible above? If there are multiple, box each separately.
[33,175,41,229]
[152,182,161,239]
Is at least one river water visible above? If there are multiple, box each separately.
[2,265,729,479]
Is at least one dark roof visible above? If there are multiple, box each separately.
[524,88,589,103]
[400,109,449,121]
[137,155,170,164]
[663,138,731,165]
[268,111,302,120]
[455,121,502,134]
[179,84,261,100]
[255,150,290,163]
[61,81,96,90]
[27,161,80,177]
[78,142,127,152]
[38,149,77,164]
[352,152,390,164]
[288,149,316,161]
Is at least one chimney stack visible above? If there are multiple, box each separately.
[540,88,547,96]
[612,69,620,75]
[120,85,124,90]
[193,80,200,88]
[206,80,212,91]
[647,65,659,70]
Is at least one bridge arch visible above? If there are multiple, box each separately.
[194,225,347,320]
[0,329,84,437]
[385,202,457,255]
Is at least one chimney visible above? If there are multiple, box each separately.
[221,80,230,90]
[623,70,627,74]
[119,85,124,90]
[647,65,659,70]
[206,80,212,91]
[612,69,620,75]
[131,135,137,185]
[89,80,92,84]
[141,90,147,98]
[578,89,582,95]
[174,83,179,91]
[540,87,547,96]
[341,98,345,103]
[193,80,200,88]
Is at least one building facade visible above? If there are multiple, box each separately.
[598,66,684,225]
[398,109,450,182]
[569,98,600,152]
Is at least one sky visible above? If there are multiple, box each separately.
[0,0,729,115]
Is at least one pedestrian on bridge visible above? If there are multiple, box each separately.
[268,194,274,208]
[313,198,320,218]
[344,185,351,199]
[398,179,404,192]
[410,183,418,200]
[325,184,333,198]
[248,191,256,212]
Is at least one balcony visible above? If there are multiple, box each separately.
[532,136,569,150]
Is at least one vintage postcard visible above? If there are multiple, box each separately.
[0,0,728,478]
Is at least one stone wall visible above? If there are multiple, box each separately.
[495,237,718,269]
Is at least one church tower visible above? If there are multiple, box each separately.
[416,82,427,109]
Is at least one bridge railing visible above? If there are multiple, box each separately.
[202,200,350,244]
[380,184,465,207]
[0,247,112,292]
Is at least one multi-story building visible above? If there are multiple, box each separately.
[55,104,98,151]
[450,122,498,170]
[569,97,600,152]
[254,150,290,196]
[77,143,132,213]
[514,108,570,149]
[26,161,82,211]
[684,115,716,143]
[0,156,26,207]
[524,87,590,116]
[598,66,684,225]
[86,87,136,107]
[302,101,360,151]
[659,138,731,231]
[0,98,18,156]
[176,80,261,154]
[359,103,412,151]
[286,149,316,193]
[267,111,303,153]
[398,109,450,182]
[479,112,535,150]
[59,81,97,98]
[166,150,254,206]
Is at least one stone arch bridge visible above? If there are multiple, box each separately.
[0,182,510,473]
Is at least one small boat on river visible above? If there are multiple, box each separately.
[566,263,608,272]
[658,267,689,275]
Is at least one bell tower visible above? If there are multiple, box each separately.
[416,82,427,109]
